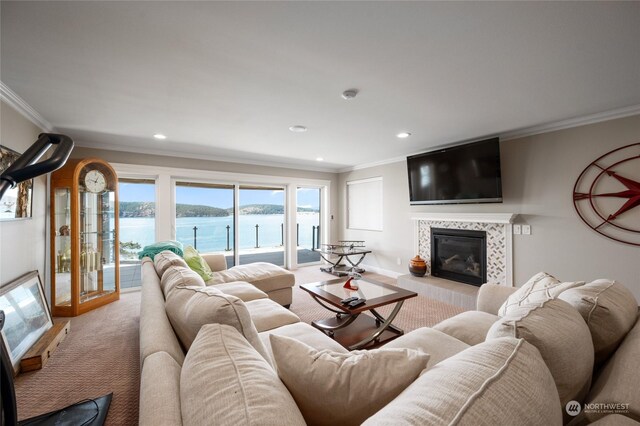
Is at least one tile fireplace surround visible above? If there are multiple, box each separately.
[412,213,516,286]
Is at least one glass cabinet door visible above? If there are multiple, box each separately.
[54,188,72,307]
[78,189,117,304]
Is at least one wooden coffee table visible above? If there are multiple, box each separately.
[300,277,417,350]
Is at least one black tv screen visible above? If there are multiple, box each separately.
[407,138,502,205]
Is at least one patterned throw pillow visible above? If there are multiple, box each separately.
[498,272,584,316]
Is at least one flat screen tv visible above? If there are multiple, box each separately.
[407,137,502,205]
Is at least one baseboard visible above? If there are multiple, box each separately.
[361,264,404,279]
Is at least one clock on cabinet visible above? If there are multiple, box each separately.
[50,158,120,316]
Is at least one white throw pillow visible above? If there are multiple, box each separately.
[269,334,429,426]
[498,271,584,316]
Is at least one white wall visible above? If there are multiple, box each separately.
[0,100,48,297]
[339,114,640,300]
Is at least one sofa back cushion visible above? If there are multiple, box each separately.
[363,337,561,426]
[270,334,430,426]
[181,324,305,426]
[582,316,640,424]
[160,266,205,299]
[498,271,583,316]
[154,250,188,278]
[486,298,594,415]
[164,285,271,363]
[558,279,639,366]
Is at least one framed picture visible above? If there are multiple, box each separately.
[0,271,53,373]
[0,145,33,220]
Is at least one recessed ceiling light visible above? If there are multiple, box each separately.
[316,157,324,162]
[153,133,167,140]
[396,132,411,139]
[289,125,307,133]
[342,89,358,100]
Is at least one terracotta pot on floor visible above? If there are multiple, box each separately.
[409,255,427,277]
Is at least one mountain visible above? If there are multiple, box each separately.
[119,202,318,218]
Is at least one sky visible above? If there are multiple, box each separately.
[118,183,320,209]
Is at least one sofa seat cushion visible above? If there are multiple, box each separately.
[582,316,640,424]
[139,351,182,426]
[498,271,583,316]
[382,327,470,369]
[246,298,300,332]
[164,285,271,363]
[213,281,269,302]
[270,334,429,426]
[160,266,205,298]
[486,298,594,415]
[433,311,499,346]
[181,324,305,426]
[154,250,188,278]
[206,262,295,293]
[559,279,639,366]
[363,337,562,426]
[259,322,348,368]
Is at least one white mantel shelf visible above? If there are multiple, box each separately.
[411,212,517,224]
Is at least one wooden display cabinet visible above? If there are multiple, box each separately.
[50,158,120,316]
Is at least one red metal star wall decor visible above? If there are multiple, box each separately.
[573,143,640,246]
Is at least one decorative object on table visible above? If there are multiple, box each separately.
[573,143,640,246]
[50,158,120,316]
[408,255,427,277]
[0,145,33,220]
[319,241,371,276]
[342,277,359,290]
[0,271,53,374]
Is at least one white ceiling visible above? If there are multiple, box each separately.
[2,1,640,172]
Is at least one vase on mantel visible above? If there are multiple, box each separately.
[409,255,427,277]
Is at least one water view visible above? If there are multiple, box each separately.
[119,213,321,256]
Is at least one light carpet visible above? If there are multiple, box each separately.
[14,266,464,425]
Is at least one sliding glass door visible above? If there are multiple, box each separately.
[175,182,235,268]
[296,187,321,265]
[238,186,285,266]
[118,178,156,289]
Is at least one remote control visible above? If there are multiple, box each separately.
[347,298,366,308]
[341,296,359,304]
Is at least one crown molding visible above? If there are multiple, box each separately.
[500,104,640,141]
[0,81,53,131]
[340,104,640,174]
[74,139,341,174]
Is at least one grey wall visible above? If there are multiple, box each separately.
[0,100,48,296]
[71,146,340,246]
[339,114,640,300]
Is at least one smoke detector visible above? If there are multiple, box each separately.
[341,89,358,100]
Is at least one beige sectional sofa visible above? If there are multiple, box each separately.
[139,255,639,425]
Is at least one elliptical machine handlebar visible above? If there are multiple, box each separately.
[0,133,74,199]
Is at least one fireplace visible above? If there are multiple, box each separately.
[431,228,487,286]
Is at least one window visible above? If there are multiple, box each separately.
[119,178,156,289]
[175,182,235,268]
[347,177,383,231]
